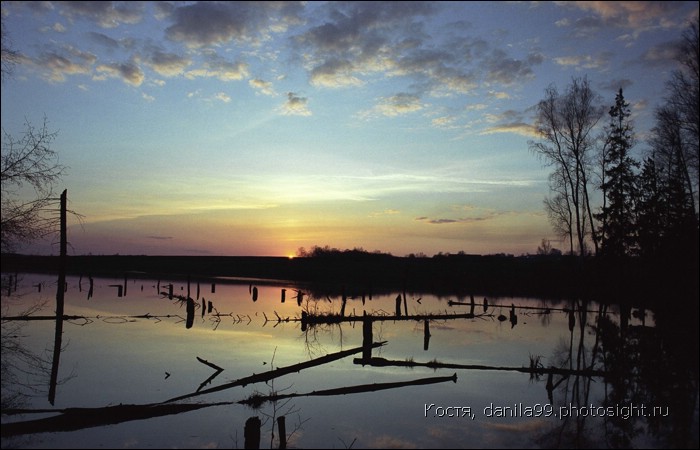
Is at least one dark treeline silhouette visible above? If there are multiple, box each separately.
[524,19,699,314]
[1,249,696,311]
[529,20,698,263]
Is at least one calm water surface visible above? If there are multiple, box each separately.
[1,273,697,448]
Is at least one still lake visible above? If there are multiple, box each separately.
[1,272,697,449]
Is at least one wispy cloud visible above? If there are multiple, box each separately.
[22,49,94,82]
[184,54,249,81]
[214,92,231,103]
[59,1,145,29]
[366,93,424,118]
[480,110,539,138]
[415,208,503,225]
[482,123,539,138]
[562,1,690,30]
[553,52,613,70]
[280,92,311,116]
[309,59,364,88]
[640,41,683,67]
[95,61,144,86]
[140,49,191,77]
[249,78,276,96]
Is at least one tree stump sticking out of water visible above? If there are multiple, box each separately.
[244,416,261,449]
[186,298,195,329]
[277,416,287,449]
[424,320,431,351]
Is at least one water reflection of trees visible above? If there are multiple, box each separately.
[3,271,697,448]
[1,276,53,411]
[538,298,699,448]
[242,348,309,449]
[1,304,52,410]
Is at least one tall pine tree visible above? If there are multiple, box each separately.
[599,89,639,257]
[635,156,665,258]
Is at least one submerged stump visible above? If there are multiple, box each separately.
[244,416,261,449]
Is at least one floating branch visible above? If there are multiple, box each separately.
[299,310,492,325]
[448,300,568,314]
[1,401,233,437]
[2,313,185,324]
[239,373,458,407]
[352,357,607,377]
[196,357,224,372]
[2,315,92,321]
[196,358,225,393]
[163,341,387,403]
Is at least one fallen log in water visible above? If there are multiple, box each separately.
[1,315,89,321]
[1,402,233,437]
[299,310,490,325]
[353,357,606,377]
[163,341,388,403]
[2,355,456,438]
[239,373,458,407]
[448,300,569,314]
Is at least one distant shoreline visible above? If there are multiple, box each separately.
[3,253,694,306]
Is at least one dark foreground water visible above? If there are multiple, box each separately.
[1,273,698,448]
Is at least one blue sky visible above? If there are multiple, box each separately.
[2,1,698,256]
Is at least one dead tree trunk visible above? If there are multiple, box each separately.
[49,189,67,406]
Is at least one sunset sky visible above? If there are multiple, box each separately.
[2,1,698,257]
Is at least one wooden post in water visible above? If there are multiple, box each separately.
[423,320,431,351]
[300,311,307,332]
[395,295,402,317]
[87,275,94,299]
[281,289,286,303]
[108,283,123,297]
[123,274,127,297]
[186,298,195,329]
[362,315,373,361]
[211,282,216,293]
[244,416,261,449]
[277,416,286,449]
